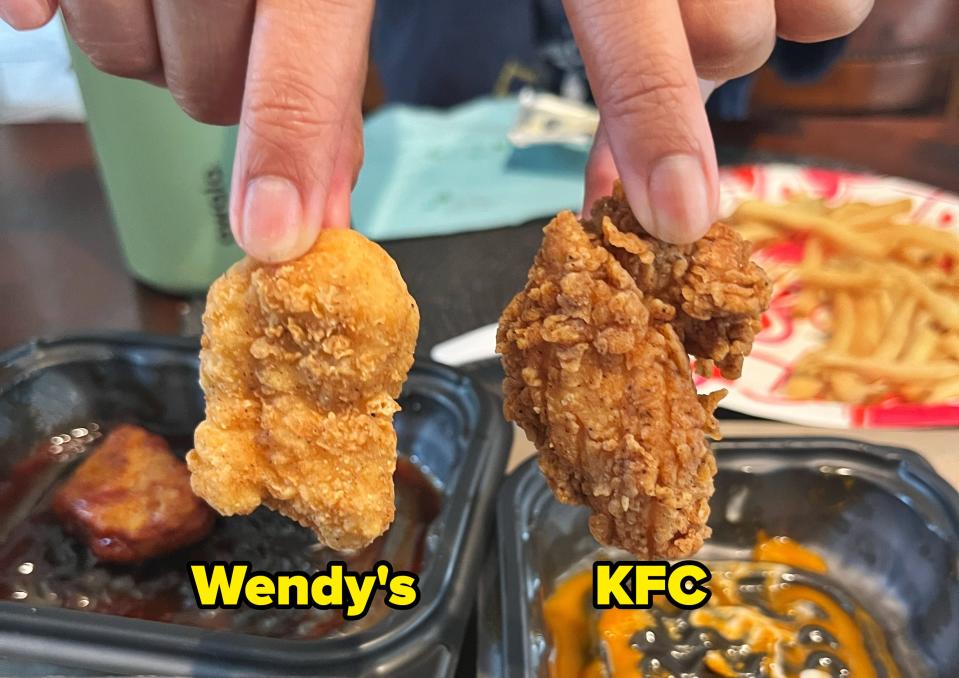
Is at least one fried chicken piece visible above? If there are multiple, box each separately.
[54,425,215,563]
[498,185,769,558]
[187,229,419,551]
[587,183,771,378]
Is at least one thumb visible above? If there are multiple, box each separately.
[0,0,57,29]
[583,77,718,217]
[230,0,372,262]
[565,0,718,243]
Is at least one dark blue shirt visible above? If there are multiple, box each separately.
[371,0,844,120]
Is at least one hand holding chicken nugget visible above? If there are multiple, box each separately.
[188,229,419,551]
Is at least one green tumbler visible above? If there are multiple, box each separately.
[66,33,243,293]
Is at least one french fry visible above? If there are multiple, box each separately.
[828,201,871,222]
[901,383,932,402]
[892,244,935,269]
[927,376,959,403]
[851,293,882,356]
[902,312,937,363]
[817,354,959,381]
[838,199,912,230]
[881,224,959,259]
[784,372,823,400]
[803,237,825,268]
[886,262,959,330]
[738,193,959,406]
[922,266,959,290]
[792,290,820,318]
[940,334,959,360]
[787,194,828,214]
[873,296,918,361]
[733,201,885,258]
[828,371,873,404]
[734,222,782,250]
[798,267,880,290]
[876,289,894,326]
[828,292,855,353]
[793,238,826,316]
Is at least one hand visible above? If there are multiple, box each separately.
[0,0,371,262]
[568,0,873,243]
[1,0,873,258]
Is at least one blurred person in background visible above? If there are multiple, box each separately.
[0,0,872,263]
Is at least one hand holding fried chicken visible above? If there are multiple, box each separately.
[498,183,769,558]
[188,229,419,551]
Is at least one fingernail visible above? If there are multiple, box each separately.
[238,176,311,262]
[0,0,53,29]
[646,154,713,244]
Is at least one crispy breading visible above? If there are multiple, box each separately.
[588,183,771,378]
[188,229,419,551]
[498,185,769,558]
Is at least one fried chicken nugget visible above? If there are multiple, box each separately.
[498,186,769,558]
[187,229,419,550]
[588,184,770,379]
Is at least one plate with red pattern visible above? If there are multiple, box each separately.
[695,163,959,428]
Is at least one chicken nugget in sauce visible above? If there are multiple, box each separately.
[54,425,215,563]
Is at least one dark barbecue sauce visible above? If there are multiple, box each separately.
[0,427,442,639]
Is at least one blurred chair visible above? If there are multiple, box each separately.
[750,0,959,116]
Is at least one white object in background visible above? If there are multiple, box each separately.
[430,323,499,367]
[508,88,598,149]
[0,19,84,123]
[508,78,715,150]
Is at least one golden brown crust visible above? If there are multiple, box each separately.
[588,183,771,379]
[498,186,769,558]
[188,229,419,551]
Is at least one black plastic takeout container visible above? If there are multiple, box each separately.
[482,438,959,677]
[0,334,512,677]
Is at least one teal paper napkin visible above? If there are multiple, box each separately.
[352,96,588,241]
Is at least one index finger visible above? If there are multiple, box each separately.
[231,0,373,262]
[564,0,718,243]
[0,0,57,29]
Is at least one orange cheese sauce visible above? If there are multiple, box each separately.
[753,532,828,573]
[544,537,901,678]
